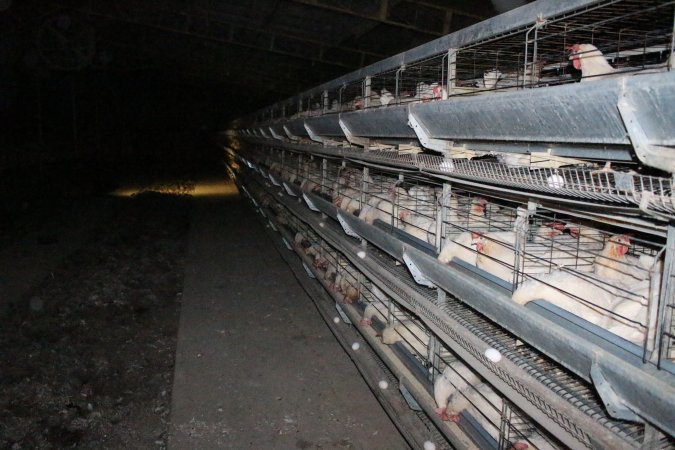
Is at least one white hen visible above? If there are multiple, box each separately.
[334,272,360,303]
[380,88,394,106]
[333,187,361,215]
[360,303,381,326]
[568,43,616,81]
[512,242,648,331]
[381,320,430,357]
[593,234,648,284]
[475,222,601,283]
[400,212,437,245]
[446,382,501,427]
[433,360,481,421]
[605,254,663,344]
[437,231,482,265]
[359,186,408,225]
[483,70,502,89]
[446,195,488,230]
[448,383,555,450]
[416,82,445,102]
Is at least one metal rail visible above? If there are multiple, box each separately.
[240,136,674,231]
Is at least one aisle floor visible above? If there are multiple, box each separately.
[168,179,409,449]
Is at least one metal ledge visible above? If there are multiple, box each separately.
[240,136,673,230]
[340,106,417,140]
[282,118,309,138]
[410,72,675,169]
[304,115,344,139]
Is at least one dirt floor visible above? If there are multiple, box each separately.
[0,173,409,449]
[0,182,193,449]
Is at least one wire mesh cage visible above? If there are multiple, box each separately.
[252,147,671,360]
[302,94,323,118]
[284,98,300,120]
[367,68,398,109]
[244,0,674,126]
[280,151,300,183]
[339,80,365,112]
[398,53,449,104]
[367,290,433,366]
[508,223,666,357]
[396,177,443,246]
[295,154,323,194]
[323,87,342,114]
[325,161,369,214]
[453,0,674,90]
[359,168,404,228]
[431,351,565,450]
[235,148,672,447]
[331,255,362,304]
[662,270,675,364]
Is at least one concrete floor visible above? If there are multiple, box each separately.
[168,179,409,449]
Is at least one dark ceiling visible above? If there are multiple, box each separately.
[0,0,530,170]
[3,0,532,106]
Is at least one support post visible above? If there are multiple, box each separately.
[364,76,372,108]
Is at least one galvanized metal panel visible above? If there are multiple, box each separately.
[340,106,418,139]
[251,0,604,117]
[268,124,287,139]
[305,191,338,220]
[622,73,675,147]
[405,72,675,162]
[304,115,344,137]
[284,118,310,137]
[411,78,630,145]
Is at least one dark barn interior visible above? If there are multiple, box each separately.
[2,0,506,191]
[3,1,675,449]
[1,1,517,448]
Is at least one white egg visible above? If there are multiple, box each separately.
[484,347,502,363]
[333,317,340,324]
[547,174,565,189]
[439,160,454,172]
[319,222,325,227]
[357,250,366,259]
[423,441,436,450]
[351,342,360,351]
[378,380,388,389]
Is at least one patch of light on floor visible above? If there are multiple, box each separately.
[110,186,143,197]
[110,181,239,198]
[192,181,239,197]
